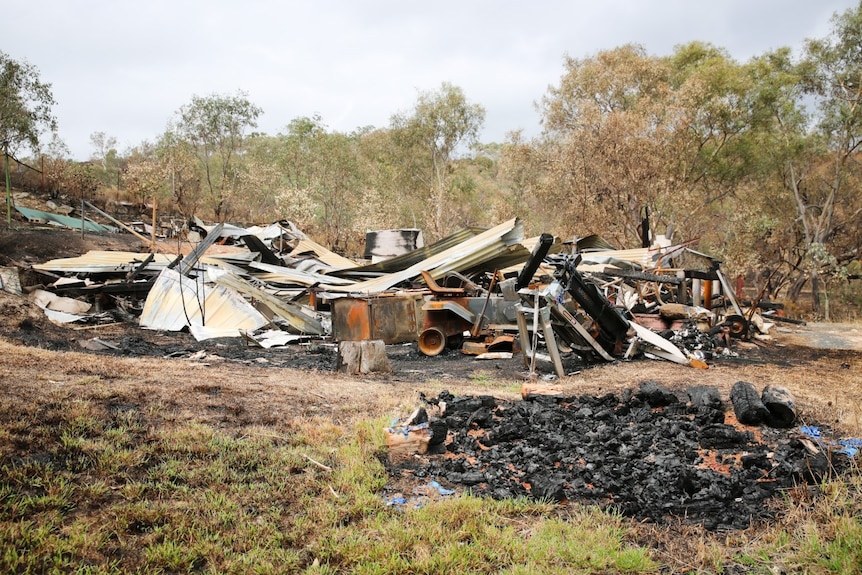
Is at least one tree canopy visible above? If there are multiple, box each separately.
[389,82,486,237]
[0,51,57,154]
[174,92,262,221]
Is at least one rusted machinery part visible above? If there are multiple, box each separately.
[418,327,447,356]
[723,314,749,339]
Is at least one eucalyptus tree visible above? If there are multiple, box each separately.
[88,131,122,187]
[536,43,764,247]
[353,126,407,231]
[156,130,202,219]
[122,141,165,208]
[495,132,548,235]
[0,50,57,155]
[708,48,810,284]
[283,116,365,252]
[784,2,862,312]
[664,43,766,235]
[174,92,262,221]
[240,133,313,225]
[538,44,674,244]
[729,3,862,313]
[1,51,57,223]
[389,82,485,239]
[39,135,72,198]
[242,116,367,252]
[123,131,201,219]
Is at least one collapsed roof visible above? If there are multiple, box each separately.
[23,215,770,372]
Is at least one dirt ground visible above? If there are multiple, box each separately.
[1,223,860,438]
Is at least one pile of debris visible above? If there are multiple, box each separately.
[4,213,784,373]
[387,382,856,531]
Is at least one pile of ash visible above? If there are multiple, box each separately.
[393,382,852,531]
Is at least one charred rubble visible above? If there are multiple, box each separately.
[6,213,786,374]
[392,382,851,531]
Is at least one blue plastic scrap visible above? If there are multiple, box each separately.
[383,495,426,510]
[838,438,861,458]
[428,480,455,496]
[800,425,860,458]
[386,421,430,437]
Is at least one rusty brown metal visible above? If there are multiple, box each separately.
[418,327,447,356]
[331,293,425,344]
[461,334,517,356]
[470,271,499,338]
[420,269,467,297]
[420,297,474,350]
[418,277,522,356]
[702,279,713,310]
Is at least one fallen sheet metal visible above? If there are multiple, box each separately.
[32,250,247,276]
[289,238,357,271]
[29,289,104,324]
[241,329,312,348]
[319,218,524,294]
[30,289,92,314]
[335,228,483,277]
[175,222,225,276]
[213,272,326,335]
[140,268,269,339]
[628,320,706,368]
[78,338,119,351]
[41,308,90,324]
[248,261,356,287]
[34,251,178,274]
[15,206,119,233]
[575,242,690,273]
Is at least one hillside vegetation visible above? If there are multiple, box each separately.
[6,5,862,320]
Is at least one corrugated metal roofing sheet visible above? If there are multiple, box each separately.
[318,218,524,294]
[140,268,268,338]
[32,251,243,274]
[577,243,689,272]
[335,227,483,276]
[34,251,178,273]
[247,262,355,287]
[289,238,357,270]
[214,273,326,335]
[16,206,119,233]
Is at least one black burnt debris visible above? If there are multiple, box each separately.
[394,383,851,531]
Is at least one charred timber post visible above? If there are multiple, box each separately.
[516,233,555,290]
[730,381,770,425]
[563,258,630,355]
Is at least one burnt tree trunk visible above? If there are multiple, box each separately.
[762,385,797,428]
[730,381,770,425]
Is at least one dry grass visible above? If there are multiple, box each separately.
[1,328,861,573]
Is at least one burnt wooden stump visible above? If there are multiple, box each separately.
[336,340,392,375]
[762,385,797,428]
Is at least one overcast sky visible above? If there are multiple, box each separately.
[7,0,859,160]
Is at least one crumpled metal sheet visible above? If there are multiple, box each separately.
[140,268,268,338]
[319,218,525,294]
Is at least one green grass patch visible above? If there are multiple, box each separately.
[3,394,861,573]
